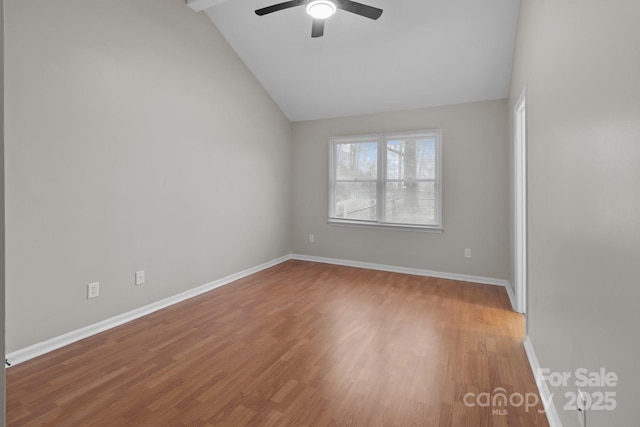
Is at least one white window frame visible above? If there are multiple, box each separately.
[328,129,443,232]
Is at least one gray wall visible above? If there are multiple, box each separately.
[509,0,640,425]
[4,0,292,352]
[292,100,510,280]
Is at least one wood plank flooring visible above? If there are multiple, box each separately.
[7,260,549,426]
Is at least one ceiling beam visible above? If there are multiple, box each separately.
[186,0,230,12]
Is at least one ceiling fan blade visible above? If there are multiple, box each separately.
[311,19,325,38]
[255,0,305,16]
[336,0,383,20]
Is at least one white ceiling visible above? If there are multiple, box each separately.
[198,0,520,122]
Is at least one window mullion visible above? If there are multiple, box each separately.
[378,137,385,224]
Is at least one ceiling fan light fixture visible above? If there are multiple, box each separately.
[306,0,337,20]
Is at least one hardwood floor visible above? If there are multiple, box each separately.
[7,260,549,426]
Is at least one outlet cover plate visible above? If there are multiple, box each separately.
[87,282,99,299]
[135,270,145,286]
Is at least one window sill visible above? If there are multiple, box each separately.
[328,219,444,233]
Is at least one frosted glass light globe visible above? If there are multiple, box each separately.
[306,0,337,19]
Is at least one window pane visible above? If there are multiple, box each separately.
[334,182,377,220]
[385,182,436,224]
[336,142,378,180]
[386,138,436,180]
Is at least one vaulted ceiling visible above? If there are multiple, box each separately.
[188,0,521,121]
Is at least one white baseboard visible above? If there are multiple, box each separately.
[7,253,516,367]
[6,255,291,367]
[523,336,563,427]
[503,280,517,312]
[291,253,512,289]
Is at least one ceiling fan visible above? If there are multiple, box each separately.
[255,0,383,38]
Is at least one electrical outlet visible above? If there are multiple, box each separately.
[87,282,99,299]
[135,270,145,286]
[464,248,471,258]
[309,234,315,243]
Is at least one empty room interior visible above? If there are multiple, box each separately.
[1,0,639,426]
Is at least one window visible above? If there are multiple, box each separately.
[329,130,443,230]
